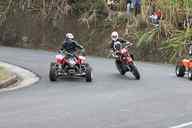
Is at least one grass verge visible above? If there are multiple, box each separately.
[0,66,10,81]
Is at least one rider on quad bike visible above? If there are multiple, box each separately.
[61,33,84,56]
[176,40,192,80]
[49,33,93,82]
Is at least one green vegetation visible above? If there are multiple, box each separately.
[110,0,192,62]
[136,0,192,62]
[0,67,9,81]
[0,0,192,62]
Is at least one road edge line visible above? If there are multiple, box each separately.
[169,121,192,128]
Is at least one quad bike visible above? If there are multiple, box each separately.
[111,41,140,80]
[49,50,93,82]
[176,58,192,80]
[176,42,192,80]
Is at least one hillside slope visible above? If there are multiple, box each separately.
[0,0,192,62]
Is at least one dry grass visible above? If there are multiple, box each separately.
[0,66,10,81]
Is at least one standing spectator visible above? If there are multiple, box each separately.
[134,0,141,16]
[184,16,192,28]
[148,0,156,16]
[185,41,192,57]
[126,0,132,16]
[106,0,115,10]
[149,9,162,25]
[155,9,162,20]
[189,44,192,57]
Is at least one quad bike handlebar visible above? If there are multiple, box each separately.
[58,49,86,57]
[58,50,72,56]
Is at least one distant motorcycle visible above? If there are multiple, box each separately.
[49,50,93,82]
[111,41,140,80]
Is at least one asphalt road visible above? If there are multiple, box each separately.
[0,46,192,128]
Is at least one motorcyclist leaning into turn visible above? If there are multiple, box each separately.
[110,31,134,59]
[61,33,85,57]
[110,31,133,52]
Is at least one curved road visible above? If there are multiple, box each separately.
[0,46,192,128]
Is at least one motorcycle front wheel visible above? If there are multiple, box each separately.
[115,60,126,75]
[130,64,140,80]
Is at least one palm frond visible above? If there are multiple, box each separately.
[136,28,159,48]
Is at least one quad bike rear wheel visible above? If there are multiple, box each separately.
[85,64,92,82]
[188,69,192,80]
[130,64,140,80]
[176,65,185,77]
[49,63,57,81]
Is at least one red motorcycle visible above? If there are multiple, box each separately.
[49,50,92,82]
[112,41,140,80]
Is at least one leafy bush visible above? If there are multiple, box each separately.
[72,0,106,17]
[161,28,192,62]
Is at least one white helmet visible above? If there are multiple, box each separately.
[66,33,74,39]
[111,31,118,41]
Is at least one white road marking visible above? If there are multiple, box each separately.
[119,109,129,112]
[170,121,192,128]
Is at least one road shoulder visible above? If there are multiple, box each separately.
[0,62,39,92]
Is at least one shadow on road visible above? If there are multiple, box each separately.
[109,73,138,80]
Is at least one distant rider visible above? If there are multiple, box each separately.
[61,33,84,56]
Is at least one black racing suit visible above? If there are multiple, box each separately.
[110,38,134,60]
[62,38,84,57]
[110,38,127,51]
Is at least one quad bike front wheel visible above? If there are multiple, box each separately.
[49,63,57,81]
[85,64,92,82]
[188,69,192,80]
[176,65,185,77]
[130,64,140,80]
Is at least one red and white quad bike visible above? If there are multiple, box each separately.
[49,50,93,82]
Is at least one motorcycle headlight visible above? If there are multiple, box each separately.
[120,48,127,54]
[79,56,86,60]
[68,58,76,65]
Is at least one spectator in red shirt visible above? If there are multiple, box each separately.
[155,9,162,20]
[149,9,162,25]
